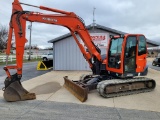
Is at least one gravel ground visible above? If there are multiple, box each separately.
[0,99,160,120]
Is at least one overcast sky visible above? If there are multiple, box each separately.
[0,0,160,49]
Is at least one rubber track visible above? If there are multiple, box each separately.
[97,77,156,98]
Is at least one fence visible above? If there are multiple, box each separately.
[0,55,41,63]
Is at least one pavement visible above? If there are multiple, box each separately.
[0,58,160,119]
[11,69,160,112]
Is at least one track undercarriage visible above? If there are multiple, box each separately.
[64,75,156,102]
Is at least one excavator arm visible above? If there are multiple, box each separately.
[3,0,102,101]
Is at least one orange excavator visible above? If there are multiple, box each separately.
[3,0,156,102]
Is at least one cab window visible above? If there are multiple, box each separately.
[138,36,147,56]
[125,36,136,58]
[109,38,123,55]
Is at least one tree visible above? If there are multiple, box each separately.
[44,46,53,50]
[25,44,39,50]
[0,24,8,51]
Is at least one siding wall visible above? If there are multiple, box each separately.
[54,37,90,70]
[53,28,116,70]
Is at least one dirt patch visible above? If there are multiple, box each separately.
[29,82,61,95]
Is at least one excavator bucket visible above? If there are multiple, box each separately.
[63,76,88,102]
[3,78,36,102]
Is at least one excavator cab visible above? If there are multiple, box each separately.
[106,34,148,78]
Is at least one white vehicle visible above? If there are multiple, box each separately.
[41,53,53,61]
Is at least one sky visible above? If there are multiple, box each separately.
[0,0,160,49]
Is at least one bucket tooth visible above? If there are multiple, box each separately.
[3,81,36,102]
[63,76,88,102]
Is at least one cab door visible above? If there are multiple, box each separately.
[124,36,137,73]
[136,35,147,73]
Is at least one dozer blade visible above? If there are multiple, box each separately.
[3,81,36,102]
[63,76,88,102]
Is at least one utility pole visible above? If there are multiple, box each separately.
[93,7,96,30]
[28,22,32,61]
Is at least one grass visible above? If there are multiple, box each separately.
[0,58,42,66]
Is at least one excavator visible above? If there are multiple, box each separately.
[3,0,156,102]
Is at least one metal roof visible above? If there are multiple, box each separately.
[48,24,160,46]
[146,39,160,46]
[87,24,126,35]
[48,24,126,43]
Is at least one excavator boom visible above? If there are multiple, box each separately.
[3,0,101,102]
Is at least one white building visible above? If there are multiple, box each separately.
[48,24,159,70]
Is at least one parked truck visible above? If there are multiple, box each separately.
[41,53,53,61]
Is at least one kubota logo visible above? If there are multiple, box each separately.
[42,17,57,22]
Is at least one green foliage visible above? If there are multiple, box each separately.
[0,24,8,50]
